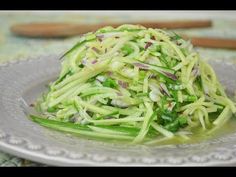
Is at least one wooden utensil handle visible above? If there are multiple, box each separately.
[109,20,212,29]
[79,20,212,32]
[183,36,236,49]
[11,20,212,38]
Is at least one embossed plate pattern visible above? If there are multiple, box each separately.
[0,56,236,166]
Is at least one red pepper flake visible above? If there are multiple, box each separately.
[96,35,104,42]
[205,93,210,97]
[162,71,178,81]
[145,42,152,50]
[133,63,149,69]
[118,80,129,89]
[160,83,171,97]
[107,71,113,76]
[92,60,98,64]
[148,74,156,79]
[116,92,123,96]
[92,47,100,53]
[176,41,181,46]
[159,86,166,95]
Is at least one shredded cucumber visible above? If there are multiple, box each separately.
[31,24,236,144]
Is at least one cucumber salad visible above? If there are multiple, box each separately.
[31,24,236,145]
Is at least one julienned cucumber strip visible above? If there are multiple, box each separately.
[53,59,110,90]
[120,58,175,74]
[32,24,236,144]
[133,106,157,143]
[80,87,117,97]
[75,99,113,115]
[94,111,119,120]
[30,115,90,130]
[120,59,177,82]
[60,37,96,60]
[89,125,158,138]
[87,125,139,136]
[30,115,135,140]
[31,114,157,140]
[54,70,72,85]
[88,117,144,125]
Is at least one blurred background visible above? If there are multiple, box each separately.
[1,11,236,64]
[0,10,236,166]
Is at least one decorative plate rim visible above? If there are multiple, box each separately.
[0,56,236,166]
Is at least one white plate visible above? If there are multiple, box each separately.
[0,56,236,166]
